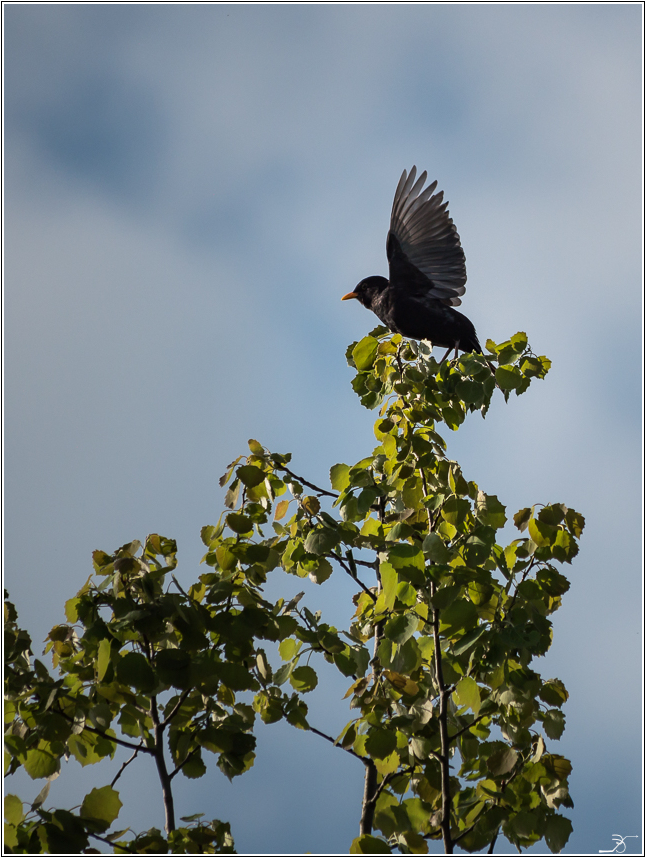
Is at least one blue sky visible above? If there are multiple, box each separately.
[4,4,642,855]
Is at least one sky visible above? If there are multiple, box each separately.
[4,4,643,855]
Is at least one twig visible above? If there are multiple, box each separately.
[89,831,137,854]
[448,713,487,743]
[56,708,154,755]
[171,575,192,601]
[150,695,176,833]
[355,558,379,570]
[278,465,338,498]
[169,746,200,780]
[328,554,377,601]
[161,689,191,728]
[505,559,537,614]
[110,745,143,787]
[307,724,366,763]
[488,828,500,854]
[453,801,491,844]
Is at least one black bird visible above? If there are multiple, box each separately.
[342,167,481,361]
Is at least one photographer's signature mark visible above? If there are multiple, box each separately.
[599,834,638,854]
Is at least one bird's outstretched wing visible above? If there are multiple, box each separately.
[387,166,466,307]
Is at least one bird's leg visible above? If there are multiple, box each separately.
[454,343,459,361]
[438,345,453,365]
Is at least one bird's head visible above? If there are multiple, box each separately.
[341,276,389,310]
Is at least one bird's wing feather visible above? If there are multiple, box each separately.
[388,167,467,306]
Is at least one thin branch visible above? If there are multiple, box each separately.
[360,760,379,835]
[169,746,200,780]
[56,708,154,755]
[329,554,377,601]
[488,828,500,854]
[150,694,176,834]
[371,766,414,806]
[453,801,491,844]
[171,574,193,601]
[448,713,487,744]
[506,559,536,613]
[89,831,137,854]
[278,464,338,498]
[110,745,143,787]
[161,689,191,728]
[354,558,379,570]
[307,724,366,763]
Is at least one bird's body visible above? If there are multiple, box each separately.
[343,168,481,357]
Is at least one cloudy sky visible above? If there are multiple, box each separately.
[4,4,642,854]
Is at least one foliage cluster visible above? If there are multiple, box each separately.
[4,330,583,854]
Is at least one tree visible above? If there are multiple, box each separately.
[4,329,583,854]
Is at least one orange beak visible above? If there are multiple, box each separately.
[341,291,358,301]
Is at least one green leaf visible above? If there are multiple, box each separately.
[155,649,193,689]
[495,366,521,390]
[542,709,566,740]
[350,834,392,853]
[237,465,266,488]
[513,508,533,532]
[302,495,321,516]
[97,638,112,682]
[422,533,451,563]
[304,528,339,555]
[116,652,156,693]
[528,517,556,548]
[181,754,208,779]
[387,543,425,571]
[353,336,379,371]
[487,746,518,776]
[564,508,585,538]
[4,794,24,826]
[451,624,489,656]
[278,638,301,661]
[289,665,318,693]
[330,463,351,492]
[475,492,507,529]
[376,561,398,612]
[309,558,333,584]
[454,676,481,716]
[384,612,419,645]
[438,600,478,638]
[214,662,257,691]
[226,513,254,534]
[441,496,470,528]
[23,746,59,780]
[248,439,264,455]
[80,786,123,831]
[540,679,569,707]
[401,830,429,854]
[544,813,573,853]
[543,754,572,780]
[273,663,293,686]
[215,544,237,571]
[64,597,80,623]
[365,729,398,760]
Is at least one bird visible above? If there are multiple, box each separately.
[342,167,481,362]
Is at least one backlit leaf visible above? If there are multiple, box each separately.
[350,834,392,853]
[80,786,123,831]
[353,336,379,371]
